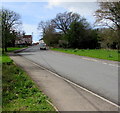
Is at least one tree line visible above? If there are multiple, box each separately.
[38,12,100,49]
[0,2,120,52]
[38,2,120,49]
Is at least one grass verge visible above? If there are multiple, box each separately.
[51,48,119,61]
[2,53,13,64]
[7,47,27,52]
[2,54,56,111]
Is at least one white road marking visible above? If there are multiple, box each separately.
[108,64,118,67]
[103,63,107,65]
[46,100,59,112]
[81,57,119,67]
[82,58,98,62]
[22,56,119,108]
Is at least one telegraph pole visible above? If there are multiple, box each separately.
[32,32,33,45]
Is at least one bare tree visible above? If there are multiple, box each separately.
[51,12,81,34]
[0,8,22,52]
[38,21,55,36]
[38,21,59,46]
[94,2,120,30]
[94,2,120,48]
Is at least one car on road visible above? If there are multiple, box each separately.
[39,42,47,50]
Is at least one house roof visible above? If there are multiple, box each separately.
[23,35,32,38]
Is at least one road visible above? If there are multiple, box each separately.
[18,45,118,104]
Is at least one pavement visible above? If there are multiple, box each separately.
[9,52,119,111]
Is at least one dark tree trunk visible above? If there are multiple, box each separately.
[5,46,7,52]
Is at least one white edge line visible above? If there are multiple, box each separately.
[46,100,59,112]
[48,70,120,108]
[21,55,120,108]
[12,55,59,112]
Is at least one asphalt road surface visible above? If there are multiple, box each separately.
[18,45,119,104]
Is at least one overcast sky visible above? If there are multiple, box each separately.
[2,0,99,43]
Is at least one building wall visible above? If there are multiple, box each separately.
[15,35,32,45]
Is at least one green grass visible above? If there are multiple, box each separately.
[7,47,27,52]
[2,53,13,64]
[0,47,27,64]
[0,48,2,52]
[51,48,119,61]
[2,54,56,111]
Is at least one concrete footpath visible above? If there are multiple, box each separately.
[9,53,119,111]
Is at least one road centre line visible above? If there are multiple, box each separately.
[21,55,119,108]
[103,63,107,64]
[82,57,98,62]
[108,64,119,67]
[81,57,119,67]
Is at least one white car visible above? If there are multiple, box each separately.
[39,42,47,50]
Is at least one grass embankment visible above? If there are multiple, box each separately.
[51,48,119,61]
[2,48,55,111]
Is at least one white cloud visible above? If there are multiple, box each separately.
[2,0,119,2]
[22,24,40,41]
[46,0,96,9]
[46,0,61,8]
[32,40,39,43]
[2,0,48,2]
[22,24,36,34]
[45,1,99,17]
[45,2,99,25]
[63,2,98,17]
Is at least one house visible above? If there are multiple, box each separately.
[32,42,39,45]
[15,35,32,46]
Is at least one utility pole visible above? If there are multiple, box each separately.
[32,32,33,45]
